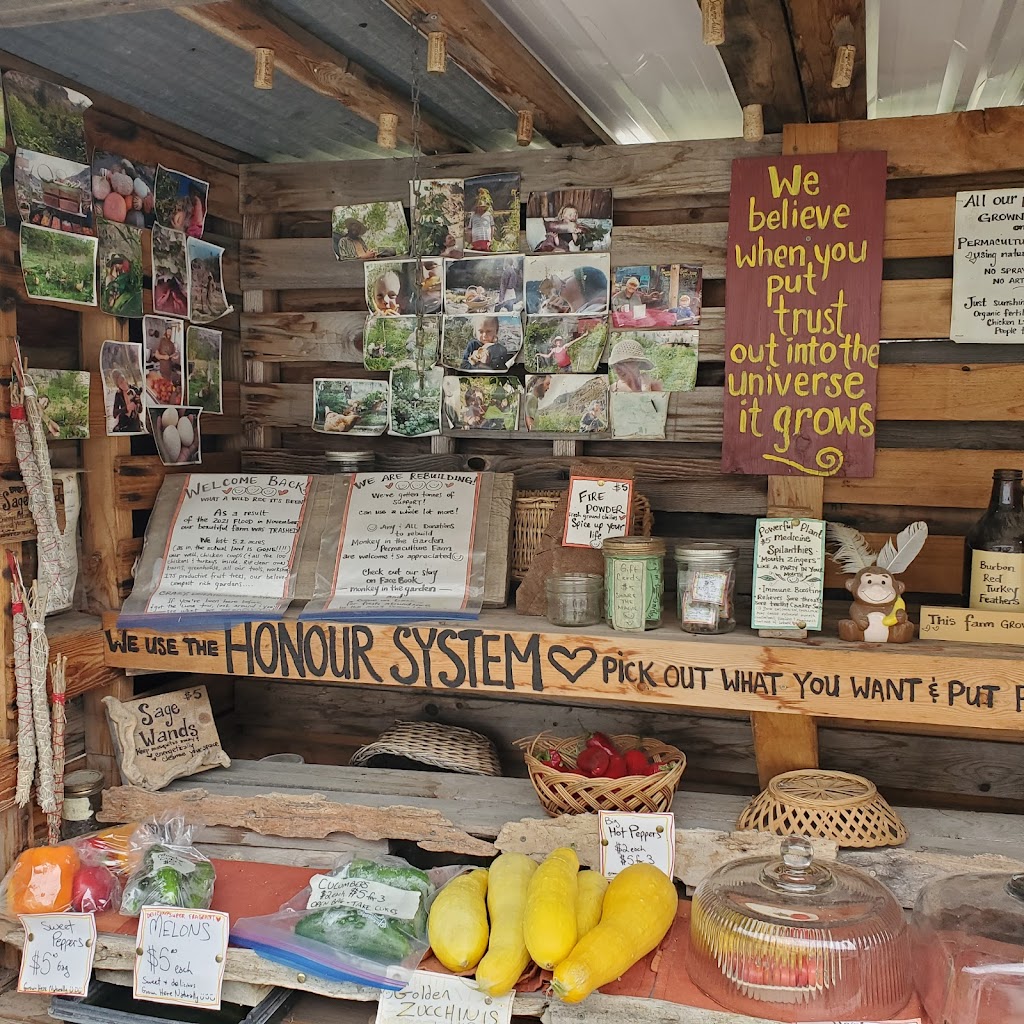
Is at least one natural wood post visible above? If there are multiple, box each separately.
[242,214,281,452]
[84,676,133,788]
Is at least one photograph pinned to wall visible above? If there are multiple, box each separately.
[363,314,440,372]
[150,405,202,466]
[525,253,610,315]
[441,312,522,371]
[442,374,521,431]
[186,327,223,414]
[0,154,7,227]
[97,218,144,317]
[151,223,190,319]
[524,315,607,373]
[389,365,443,438]
[331,201,409,260]
[611,263,702,328]
[20,223,97,306]
[28,369,91,439]
[187,236,233,323]
[154,164,209,238]
[3,71,91,163]
[100,340,146,435]
[411,178,464,258]
[143,315,184,407]
[14,149,93,236]
[526,188,613,253]
[608,330,698,393]
[92,151,156,228]
[364,258,442,316]
[610,392,669,440]
[523,373,608,434]
[464,171,520,253]
[443,253,522,313]
[312,378,389,436]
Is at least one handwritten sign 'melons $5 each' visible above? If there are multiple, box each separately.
[722,152,887,478]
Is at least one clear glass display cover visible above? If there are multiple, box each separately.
[688,837,911,1022]
[912,871,1024,1024]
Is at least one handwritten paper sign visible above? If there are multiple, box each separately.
[306,874,422,918]
[751,518,826,631]
[598,811,675,879]
[0,478,65,543]
[320,473,485,618]
[920,605,1024,645]
[144,474,312,616]
[951,187,1024,342]
[103,684,229,790]
[376,970,514,1024]
[722,153,886,478]
[134,908,229,1010]
[562,476,633,549]
[18,914,96,997]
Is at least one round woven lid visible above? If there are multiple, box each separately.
[350,720,501,776]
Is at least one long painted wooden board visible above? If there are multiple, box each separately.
[101,610,1024,731]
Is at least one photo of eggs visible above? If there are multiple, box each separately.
[149,405,203,466]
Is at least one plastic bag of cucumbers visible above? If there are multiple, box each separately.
[231,854,441,989]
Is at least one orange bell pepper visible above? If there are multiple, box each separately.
[7,845,80,915]
[78,823,137,871]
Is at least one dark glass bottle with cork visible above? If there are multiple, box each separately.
[963,468,1024,611]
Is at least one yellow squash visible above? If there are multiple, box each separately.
[475,853,537,996]
[523,847,579,970]
[552,863,678,1003]
[575,869,609,940]
[428,868,489,972]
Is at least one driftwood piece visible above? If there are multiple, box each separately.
[99,785,496,856]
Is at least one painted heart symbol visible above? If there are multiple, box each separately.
[547,645,598,684]
[446,482,457,488]
[223,488,233,494]
[278,489,288,495]
[385,483,394,489]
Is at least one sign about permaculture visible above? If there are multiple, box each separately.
[722,152,886,478]
[751,518,826,631]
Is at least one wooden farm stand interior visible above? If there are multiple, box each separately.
[0,3,1023,1022]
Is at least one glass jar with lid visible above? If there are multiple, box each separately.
[323,450,376,473]
[688,836,912,1021]
[675,542,737,634]
[544,573,603,627]
[61,769,105,840]
[602,536,665,631]
[912,870,1024,1024]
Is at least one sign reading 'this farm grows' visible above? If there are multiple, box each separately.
[722,153,887,478]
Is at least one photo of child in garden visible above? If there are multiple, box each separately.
[442,375,521,431]
[332,201,409,260]
[463,172,520,254]
[526,188,612,253]
[154,165,209,238]
[523,315,608,373]
[442,313,522,371]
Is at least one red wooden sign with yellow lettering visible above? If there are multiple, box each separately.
[722,152,886,478]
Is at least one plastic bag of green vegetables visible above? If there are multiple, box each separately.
[119,817,216,917]
[231,855,440,990]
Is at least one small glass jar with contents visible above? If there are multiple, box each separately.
[60,769,105,840]
[676,543,738,634]
[603,537,665,632]
[544,573,604,627]
[324,450,376,473]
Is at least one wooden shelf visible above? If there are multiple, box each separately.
[101,605,1024,733]
[46,612,122,700]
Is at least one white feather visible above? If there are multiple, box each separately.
[877,520,928,574]
[826,522,877,574]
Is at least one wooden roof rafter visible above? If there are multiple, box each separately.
[177,0,472,154]
[378,0,613,147]
[0,0,214,28]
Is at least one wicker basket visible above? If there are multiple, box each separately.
[736,769,908,849]
[516,732,685,816]
[511,490,654,580]
[349,721,501,776]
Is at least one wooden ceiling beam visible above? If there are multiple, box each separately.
[178,0,470,154]
[782,0,867,122]
[0,0,213,27]
[378,0,611,147]
[699,0,807,133]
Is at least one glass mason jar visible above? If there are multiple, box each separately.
[544,573,604,627]
[324,450,376,473]
[603,537,665,632]
[61,769,104,840]
[676,543,738,634]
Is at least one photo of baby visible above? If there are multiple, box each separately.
[523,374,609,434]
[442,313,523,371]
[523,315,608,373]
[154,165,209,238]
[525,254,610,315]
[444,254,522,314]
[463,172,520,254]
[608,330,699,393]
[442,375,521,431]
[364,258,443,316]
[611,263,703,328]
[332,201,409,260]
[526,188,612,253]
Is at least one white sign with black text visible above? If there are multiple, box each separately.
[18,914,96,997]
[376,970,515,1024]
[598,811,675,879]
[562,476,634,549]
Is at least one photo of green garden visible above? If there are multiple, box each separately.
[20,223,97,305]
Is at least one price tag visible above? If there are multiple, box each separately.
[306,875,421,917]
[598,811,675,880]
[376,970,515,1024]
[133,907,229,1010]
[562,476,634,549]
[18,914,96,997]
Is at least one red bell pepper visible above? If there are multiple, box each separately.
[624,749,651,776]
[586,732,620,757]
[540,749,579,774]
[603,754,628,779]
[576,746,610,778]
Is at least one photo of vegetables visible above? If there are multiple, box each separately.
[186,326,223,414]
[98,219,144,317]
[20,223,97,306]
[3,70,91,163]
[28,368,91,439]
[389,366,442,437]
[92,151,155,229]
